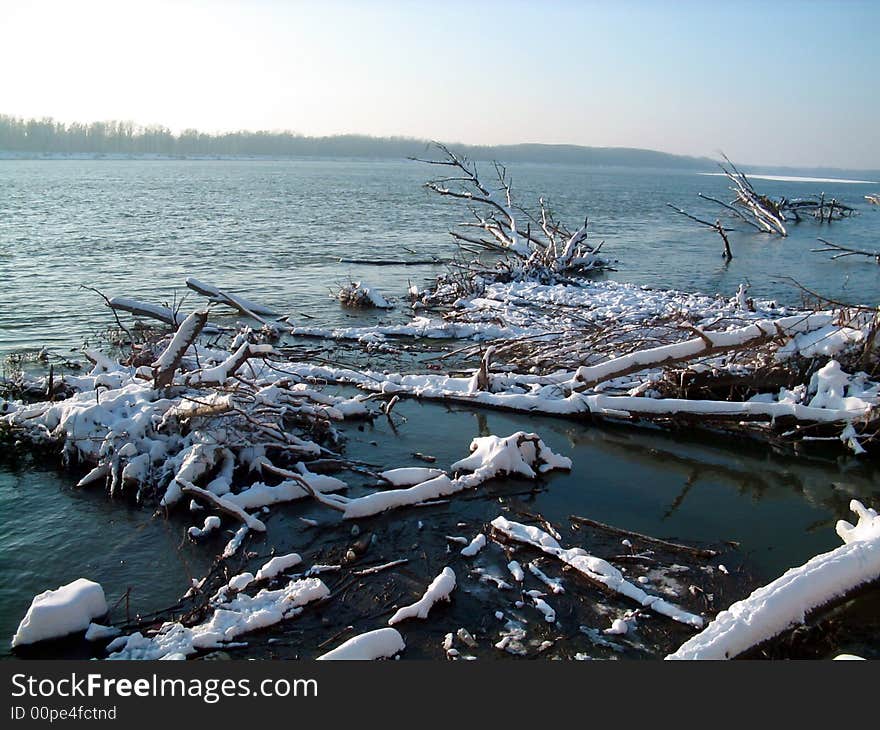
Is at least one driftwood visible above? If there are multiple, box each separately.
[811,238,880,264]
[413,143,611,278]
[108,296,182,326]
[178,480,267,531]
[572,313,829,392]
[185,277,277,317]
[569,514,719,558]
[672,156,856,243]
[666,205,734,259]
[152,311,208,388]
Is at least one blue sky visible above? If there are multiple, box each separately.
[1,0,877,167]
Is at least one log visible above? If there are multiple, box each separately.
[572,312,832,392]
[151,310,208,388]
[569,514,718,558]
[108,296,181,326]
[185,278,277,316]
[178,480,266,532]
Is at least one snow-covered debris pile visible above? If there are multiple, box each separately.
[12,579,108,648]
[451,432,572,479]
[667,500,880,660]
[285,277,880,454]
[108,577,329,660]
[0,310,374,520]
[338,281,393,309]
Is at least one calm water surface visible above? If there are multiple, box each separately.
[1,159,879,657]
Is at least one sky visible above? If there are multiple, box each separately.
[1,0,878,168]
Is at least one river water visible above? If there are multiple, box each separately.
[1,158,879,658]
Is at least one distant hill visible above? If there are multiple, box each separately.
[2,113,876,179]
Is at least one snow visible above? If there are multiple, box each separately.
[255,553,303,582]
[188,515,221,539]
[12,579,108,647]
[85,623,121,642]
[837,500,880,544]
[316,628,405,660]
[808,360,875,412]
[461,533,487,557]
[667,500,880,660]
[605,618,629,635]
[507,560,525,582]
[451,432,573,478]
[309,432,571,519]
[224,469,346,510]
[491,517,703,628]
[528,562,565,594]
[532,597,556,623]
[388,567,456,625]
[221,526,249,559]
[379,467,445,486]
[108,577,329,660]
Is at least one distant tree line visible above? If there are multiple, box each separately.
[0,113,711,169]
[0,114,428,157]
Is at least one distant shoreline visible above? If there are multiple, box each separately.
[3,151,880,183]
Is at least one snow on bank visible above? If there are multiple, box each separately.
[317,628,405,660]
[388,567,456,625]
[667,500,880,660]
[12,579,108,648]
[491,517,703,628]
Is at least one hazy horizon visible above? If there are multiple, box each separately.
[6,112,880,175]
[2,0,878,169]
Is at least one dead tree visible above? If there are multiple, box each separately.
[666,205,734,260]
[671,155,856,243]
[411,143,610,278]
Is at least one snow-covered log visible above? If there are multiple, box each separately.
[302,432,570,519]
[490,517,704,628]
[388,567,456,625]
[185,343,275,386]
[152,310,208,387]
[185,277,278,317]
[573,313,833,392]
[107,296,183,326]
[667,500,880,660]
[178,481,267,532]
